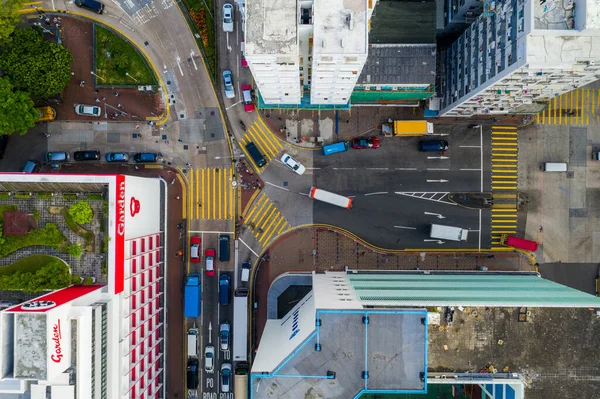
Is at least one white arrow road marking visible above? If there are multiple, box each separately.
[365,192,388,196]
[423,239,445,244]
[427,179,449,183]
[427,156,450,160]
[208,322,212,344]
[424,212,446,219]
[190,51,198,70]
[394,226,417,230]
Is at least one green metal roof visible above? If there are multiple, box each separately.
[348,272,600,308]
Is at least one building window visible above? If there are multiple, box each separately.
[141,238,145,253]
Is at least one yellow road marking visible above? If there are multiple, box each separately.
[263,216,285,245]
[245,194,266,221]
[255,204,275,230]
[259,211,281,244]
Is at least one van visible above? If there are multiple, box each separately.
[187,328,199,358]
[45,152,69,162]
[219,235,230,262]
[219,274,231,305]
[240,262,250,282]
[419,140,449,152]
[323,141,349,156]
[245,142,266,167]
[22,160,41,173]
[430,224,468,242]
[75,0,105,13]
[133,152,158,163]
[543,162,567,172]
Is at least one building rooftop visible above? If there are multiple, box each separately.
[312,0,368,55]
[3,211,29,236]
[534,0,575,30]
[369,0,436,44]
[358,44,436,85]
[14,313,47,380]
[245,0,298,55]
[252,308,427,399]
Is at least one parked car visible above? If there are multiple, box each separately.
[22,160,40,173]
[220,363,232,393]
[187,358,199,389]
[45,152,69,162]
[352,136,380,149]
[280,153,306,175]
[190,236,201,263]
[219,321,230,351]
[106,152,129,162]
[419,140,449,153]
[205,248,216,276]
[74,151,101,161]
[74,104,101,117]
[240,40,248,67]
[241,85,255,112]
[204,345,215,372]
[75,0,104,13]
[240,262,251,282]
[223,70,235,99]
[133,153,158,163]
[222,3,234,32]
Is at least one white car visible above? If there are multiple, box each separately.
[222,3,234,32]
[280,153,306,175]
[74,104,101,117]
[204,345,215,372]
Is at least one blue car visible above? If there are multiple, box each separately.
[106,152,129,162]
[223,70,235,99]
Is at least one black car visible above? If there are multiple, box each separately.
[75,0,105,13]
[0,135,9,160]
[186,359,199,389]
[74,151,101,161]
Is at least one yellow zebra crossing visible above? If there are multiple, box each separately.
[239,119,284,172]
[188,168,239,220]
[536,88,600,126]
[243,192,292,246]
[490,126,518,250]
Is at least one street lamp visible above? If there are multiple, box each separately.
[126,72,139,83]
[90,71,105,82]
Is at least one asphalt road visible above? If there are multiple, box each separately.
[539,263,599,295]
[0,125,48,172]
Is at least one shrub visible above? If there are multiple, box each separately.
[65,243,84,258]
[0,193,10,199]
[32,209,40,221]
[84,277,94,285]
[37,192,53,199]
[71,274,82,285]
[0,259,72,292]
[101,260,108,276]
[14,193,31,199]
[86,194,104,200]
[0,222,65,257]
[62,194,77,200]
[68,201,93,225]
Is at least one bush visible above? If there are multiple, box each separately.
[37,192,53,199]
[0,259,72,292]
[65,243,84,258]
[101,260,107,276]
[68,201,93,225]
[0,222,65,257]
[63,194,77,200]
[32,209,40,221]
[84,277,94,285]
[0,193,9,199]
[102,200,108,214]
[71,274,82,285]
[14,193,31,199]
[86,194,104,200]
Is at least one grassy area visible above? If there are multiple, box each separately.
[0,254,58,276]
[0,205,17,223]
[184,0,216,78]
[95,26,156,86]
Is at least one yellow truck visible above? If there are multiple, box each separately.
[382,120,433,137]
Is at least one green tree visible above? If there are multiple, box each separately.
[0,76,37,135]
[0,0,23,44]
[68,201,93,225]
[0,259,72,292]
[65,243,84,258]
[0,27,73,98]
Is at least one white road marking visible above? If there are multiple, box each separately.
[479,125,483,193]
[460,168,481,171]
[190,50,198,70]
[189,230,235,234]
[395,192,456,206]
[265,181,289,191]
[306,167,321,170]
[460,145,481,148]
[365,192,388,196]
[226,101,242,110]
[478,209,482,251]
[396,168,417,171]
[366,168,389,171]
[427,156,450,160]
[394,226,417,230]
[299,192,309,196]
[424,212,446,219]
[424,239,445,244]
[427,179,449,183]
[332,167,356,170]
[238,238,259,257]
[426,168,449,171]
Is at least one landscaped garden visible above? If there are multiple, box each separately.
[184,0,216,78]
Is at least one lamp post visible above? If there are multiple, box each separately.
[126,72,139,83]
[90,71,105,82]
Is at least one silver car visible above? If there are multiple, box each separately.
[223,70,235,99]
[74,104,101,117]
[204,345,215,372]
[222,3,234,32]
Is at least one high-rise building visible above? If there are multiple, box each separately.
[439,0,600,117]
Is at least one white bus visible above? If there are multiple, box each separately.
[233,289,248,362]
[308,187,353,209]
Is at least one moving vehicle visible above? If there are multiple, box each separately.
[34,106,56,123]
[204,345,215,372]
[106,152,129,162]
[75,0,104,13]
[233,289,248,362]
[245,142,266,167]
[190,236,201,263]
[241,85,255,112]
[543,162,567,172]
[382,120,434,137]
[500,234,539,252]
[240,262,250,282]
[205,248,215,276]
[74,151,101,161]
[234,363,249,399]
[430,224,468,242]
[74,104,101,117]
[219,235,230,262]
[308,187,353,209]
[323,141,349,156]
[219,274,231,305]
[187,328,199,358]
[45,152,69,162]
[0,135,8,160]
[221,363,232,393]
[280,153,306,175]
[223,70,235,99]
[352,136,380,149]
[240,40,248,67]
[186,359,199,389]
[419,140,449,153]
[133,152,158,163]
[220,321,230,351]
[22,160,40,173]
[222,3,234,32]
[184,273,201,318]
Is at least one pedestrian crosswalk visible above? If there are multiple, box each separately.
[536,88,600,126]
[188,168,239,220]
[242,192,292,246]
[239,119,284,172]
[490,126,519,250]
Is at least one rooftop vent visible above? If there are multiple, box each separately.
[346,13,354,30]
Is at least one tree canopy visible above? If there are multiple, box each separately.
[0,0,23,44]
[0,76,37,135]
[68,201,94,225]
[0,259,72,292]
[0,27,73,98]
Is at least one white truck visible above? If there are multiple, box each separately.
[187,327,199,358]
[430,224,468,242]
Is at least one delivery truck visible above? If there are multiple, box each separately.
[187,327,199,358]
[184,273,201,318]
[430,224,468,242]
[382,120,434,137]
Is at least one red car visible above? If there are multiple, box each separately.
[241,85,255,112]
[190,236,201,263]
[205,248,216,276]
[352,137,380,149]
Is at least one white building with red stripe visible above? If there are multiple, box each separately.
[0,174,166,399]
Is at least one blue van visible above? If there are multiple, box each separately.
[133,153,158,163]
[219,235,230,262]
[45,152,69,162]
[219,274,231,305]
[323,141,349,156]
[22,160,40,173]
[419,140,449,152]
